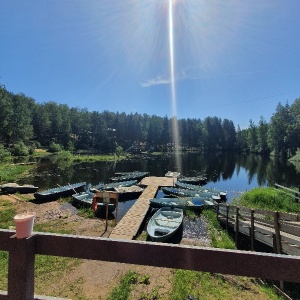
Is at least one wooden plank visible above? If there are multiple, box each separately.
[31,233,300,283]
[254,209,274,217]
[281,235,300,248]
[110,182,159,240]
[278,212,300,222]
[280,223,300,236]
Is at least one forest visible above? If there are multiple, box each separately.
[0,85,299,158]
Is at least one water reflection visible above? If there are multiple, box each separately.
[20,153,299,200]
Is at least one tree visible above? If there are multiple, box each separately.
[257,116,269,154]
[8,94,34,144]
[0,85,14,145]
[267,102,292,157]
[247,119,258,153]
[222,119,236,150]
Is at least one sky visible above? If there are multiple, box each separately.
[1,0,300,129]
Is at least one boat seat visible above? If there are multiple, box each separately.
[154,229,170,236]
[155,218,181,228]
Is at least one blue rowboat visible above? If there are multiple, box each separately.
[147,207,183,242]
[34,182,86,201]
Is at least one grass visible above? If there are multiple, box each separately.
[0,163,33,182]
[72,154,129,162]
[107,271,138,300]
[0,198,78,294]
[0,199,16,229]
[202,209,236,249]
[171,270,282,300]
[232,187,300,213]
[106,268,282,300]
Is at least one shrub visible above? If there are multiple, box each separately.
[115,145,123,157]
[0,144,11,162]
[48,142,63,153]
[11,142,29,156]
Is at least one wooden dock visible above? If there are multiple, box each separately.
[217,204,300,256]
[109,177,176,240]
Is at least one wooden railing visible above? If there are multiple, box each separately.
[275,183,300,203]
[217,204,300,255]
[0,229,300,299]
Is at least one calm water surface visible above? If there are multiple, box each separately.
[23,153,299,195]
[17,152,300,221]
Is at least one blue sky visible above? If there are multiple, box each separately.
[1,0,299,128]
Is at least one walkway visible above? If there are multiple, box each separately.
[109,177,176,240]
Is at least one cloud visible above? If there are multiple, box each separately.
[140,65,204,88]
[140,76,171,87]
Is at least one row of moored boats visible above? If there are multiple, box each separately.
[1,171,227,243]
[147,171,227,242]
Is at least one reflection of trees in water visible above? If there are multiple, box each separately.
[27,152,300,190]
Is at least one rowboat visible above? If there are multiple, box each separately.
[72,192,116,213]
[113,185,144,200]
[175,181,227,200]
[150,197,215,211]
[147,207,183,242]
[165,171,181,178]
[110,172,149,182]
[1,183,38,194]
[114,171,146,176]
[161,187,222,202]
[178,176,207,185]
[34,182,86,201]
[90,180,138,193]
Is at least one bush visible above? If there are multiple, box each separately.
[48,142,63,153]
[0,144,11,162]
[115,145,123,157]
[11,142,29,156]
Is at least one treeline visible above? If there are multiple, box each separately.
[0,85,299,157]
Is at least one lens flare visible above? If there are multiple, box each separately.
[169,0,181,172]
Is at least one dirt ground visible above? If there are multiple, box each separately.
[2,194,176,299]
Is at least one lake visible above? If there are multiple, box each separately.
[15,152,300,224]
[20,152,300,203]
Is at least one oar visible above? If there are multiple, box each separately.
[68,183,77,194]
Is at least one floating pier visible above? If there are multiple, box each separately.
[109,177,176,240]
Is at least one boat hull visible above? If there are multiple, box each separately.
[34,182,86,201]
[150,197,215,211]
[161,187,222,202]
[1,183,38,194]
[72,192,116,213]
[175,181,227,200]
[147,207,183,242]
[110,172,149,182]
[90,180,138,193]
[113,185,143,200]
[178,176,207,185]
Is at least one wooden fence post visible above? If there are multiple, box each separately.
[226,205,229,232]
[273,211,284,291]
[235,207,239,247]
[250,209,254,251]
[7,235,35,300]
[273,211,282,254]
